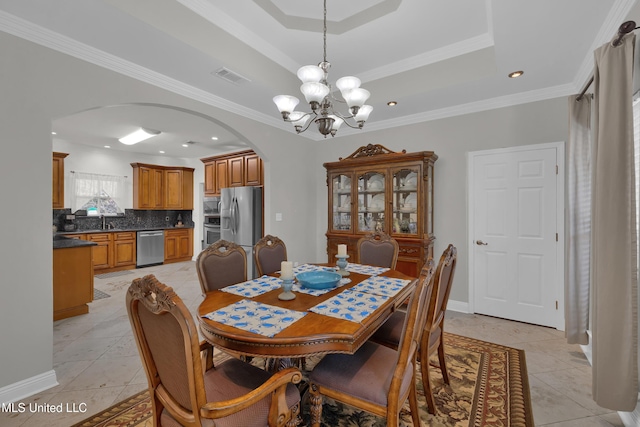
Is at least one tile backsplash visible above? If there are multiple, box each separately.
[53,209,193,232]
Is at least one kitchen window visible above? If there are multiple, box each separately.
[70,171,126,215]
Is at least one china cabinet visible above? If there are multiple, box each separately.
[324,144,437,277]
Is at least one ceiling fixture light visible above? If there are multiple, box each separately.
[508,70,524,78]
[118,127,161,145]
[159,150,165,154]
[182,143,189,148]
[104,145,111,149]
[273,0,372,138]
[211,136,219,141]
[51,131,57,135]
[387,101,398,106]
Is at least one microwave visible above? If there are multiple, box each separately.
[203,196,221,216]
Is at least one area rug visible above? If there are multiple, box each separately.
[71,333,533,427]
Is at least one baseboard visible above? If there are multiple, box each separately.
[618,394,640,427]
[447,299,469,313]
[0,370,58,404]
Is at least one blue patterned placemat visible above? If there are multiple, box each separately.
[202,299,306,337]
[345,263,390,276]
[309,289,389,323]
[292,278,352,296]
[350,276,412,298]
[293,264,337,274]
[221,276,282,298]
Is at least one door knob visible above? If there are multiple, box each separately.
[475,240,488,246]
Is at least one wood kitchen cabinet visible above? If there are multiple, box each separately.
[324,144,437,278]
[53,243,94,320]
[131,163,194,209]
[201,150,263,196]
[164,228,193,263]
[85,231,137,273]
[52,152,68,208]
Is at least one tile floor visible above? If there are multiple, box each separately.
[0,261,626,426]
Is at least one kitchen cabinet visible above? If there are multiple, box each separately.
[53,243,94,320]
[85,231,137,273]
[52,152,68,208]
[164,228,193,263]
[113,231,136,268]
[131,163,194,209]
[201,150,263,196]
[324,144,437,278]
[86,233,112,271]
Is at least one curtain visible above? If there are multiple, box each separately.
[591,33,638,411]
[69,172,126,215]
[565,94,592,345]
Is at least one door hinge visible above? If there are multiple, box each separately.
[556,233,558,241]
[556,300,558,310]
[556,165,558,175]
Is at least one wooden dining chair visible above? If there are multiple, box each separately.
[196,239,247,295]
[356,230,399,269]
[369,244,458,414]
[126,274,303,427]
[308,260,436,427]
[254,234,288,276]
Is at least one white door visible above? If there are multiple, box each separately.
[468,143,564,329]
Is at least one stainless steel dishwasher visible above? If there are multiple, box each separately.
[137,230,165,267]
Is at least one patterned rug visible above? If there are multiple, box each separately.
[71,333,533,427]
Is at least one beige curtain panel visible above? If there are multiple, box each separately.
[565,94,592,345]
[592,33,639,411]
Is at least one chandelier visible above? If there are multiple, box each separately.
[272,0,373,138]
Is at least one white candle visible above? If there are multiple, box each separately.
[280,261,293,280]
[338,244,347,256]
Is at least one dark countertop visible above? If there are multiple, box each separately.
[53,235,98,249]
[56,225,194,236]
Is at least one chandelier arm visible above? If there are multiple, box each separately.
[283,111,314,123]
[297,114,317,133]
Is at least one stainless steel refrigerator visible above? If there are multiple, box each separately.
[220,186,263,279]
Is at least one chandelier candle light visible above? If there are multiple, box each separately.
[273,0,373,137]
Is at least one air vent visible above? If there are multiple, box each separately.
[213,67,251,85]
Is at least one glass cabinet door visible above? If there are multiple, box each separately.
[331,173,352,232]
[356,171,386,233]
[391,167,419,236]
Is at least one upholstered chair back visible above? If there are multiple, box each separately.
[197,239,247,295]
[356,231,399,269]
[254,234,287,276]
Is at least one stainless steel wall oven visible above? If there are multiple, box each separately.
[203,215,221,248]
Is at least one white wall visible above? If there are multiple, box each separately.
[311,98,569,304]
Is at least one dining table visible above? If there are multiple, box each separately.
[197,263,417,360]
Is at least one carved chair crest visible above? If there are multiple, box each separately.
[128,274,177,314]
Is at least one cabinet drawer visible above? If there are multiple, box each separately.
[398,243,422,259]
[165,229,189,237]
[86,233,111,242]
[114,231,136,240]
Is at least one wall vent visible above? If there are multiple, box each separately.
[213,67,251,85]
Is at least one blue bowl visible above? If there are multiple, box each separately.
[296,271,341,290]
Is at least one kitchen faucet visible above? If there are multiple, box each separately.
[101,215,106,230]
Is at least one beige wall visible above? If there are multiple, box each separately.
[0,29,568,397]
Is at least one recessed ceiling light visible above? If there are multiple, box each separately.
[182,143,189,148]
[119,127,161,145]
[508,70,524,78]
[211,136,219,141]
[51,131,57,135]
[104,145,111,149]
[159,150,165,154]
[387,101,398,106]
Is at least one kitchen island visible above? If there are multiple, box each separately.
[53,235,96,320]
